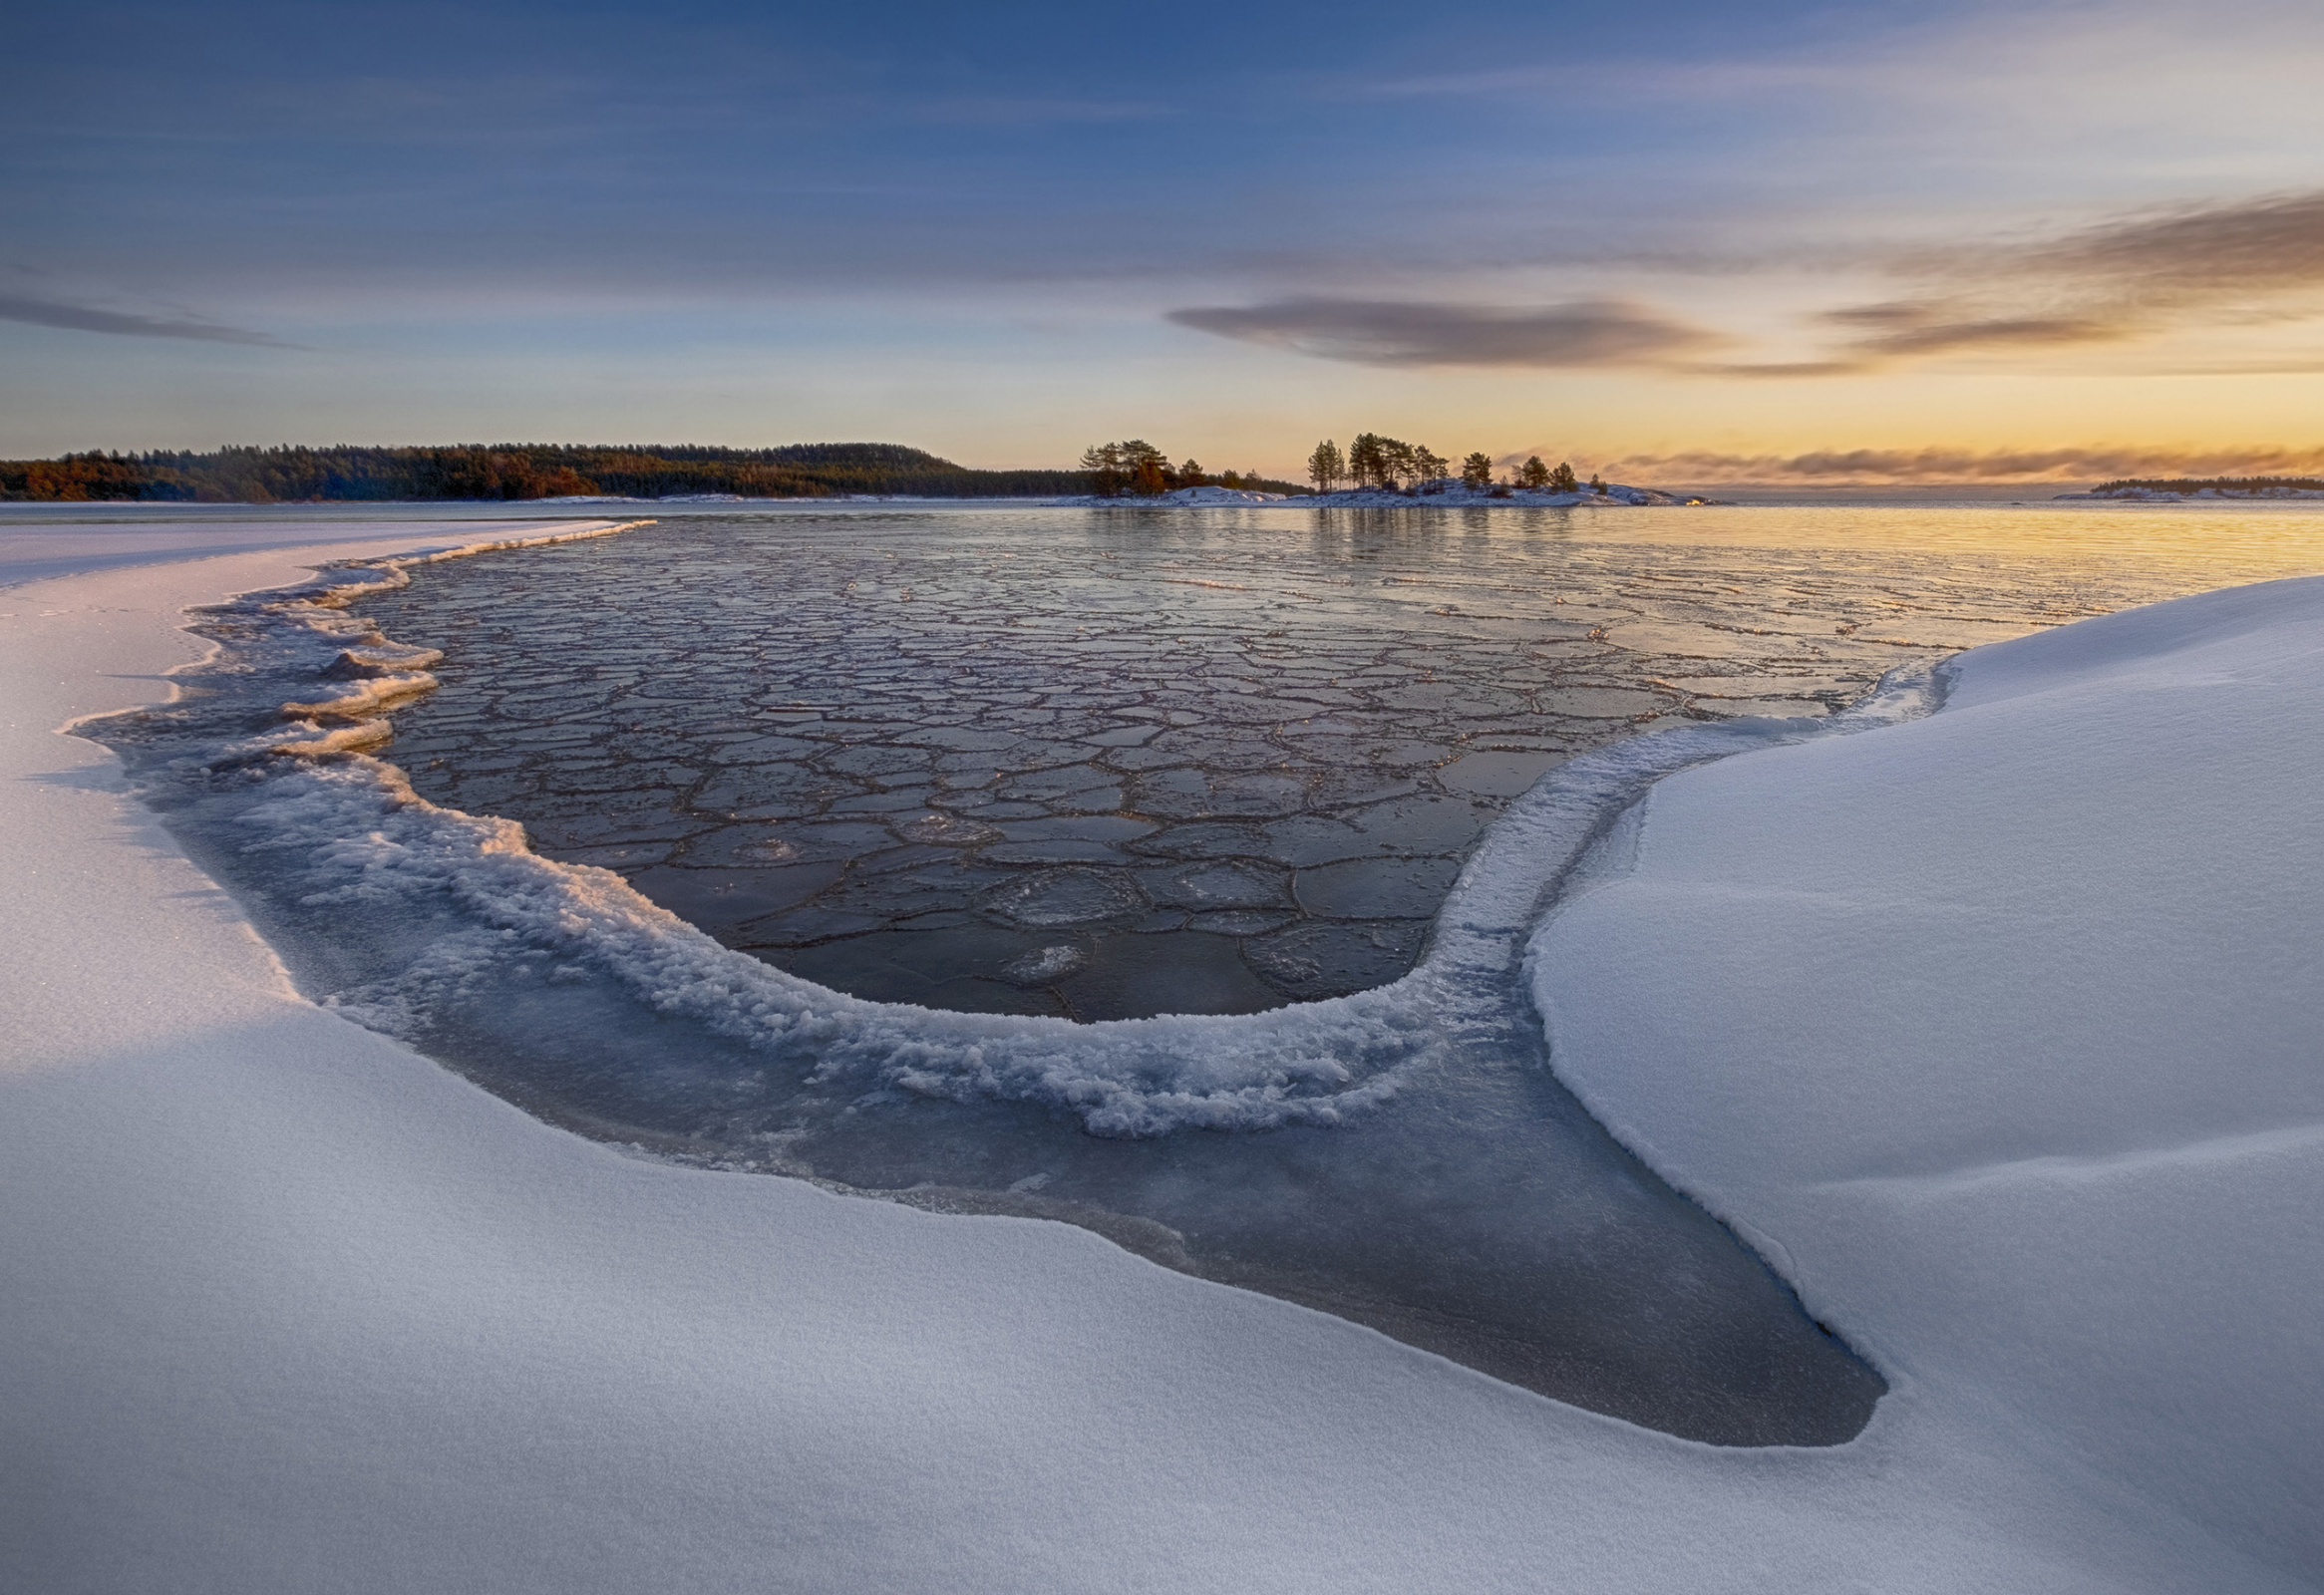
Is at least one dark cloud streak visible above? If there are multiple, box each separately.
[2016,189,2324,295]
[0,293,300,347]
[1690,359,1877,378]
[1842,311,2125,357]
[1165,296,1719,368]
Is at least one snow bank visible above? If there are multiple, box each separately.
[1062,484,1285,506]
[3,524,2315,1590]
[1531,574,2324,1579]
[1158,484,1289,504]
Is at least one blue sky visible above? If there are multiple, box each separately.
[8,0,2324,478]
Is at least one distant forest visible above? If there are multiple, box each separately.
[2092,475,2324,496]
[0,443,1099,502]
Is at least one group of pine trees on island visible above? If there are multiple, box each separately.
[1304,435,1594,495]
[1079,435,1598,497]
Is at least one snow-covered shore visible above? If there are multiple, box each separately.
[1530,578,2324,1576]
[3,524,2316,1591]
[2058,485,2324,502]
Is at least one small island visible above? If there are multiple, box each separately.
[1078,435,1716,506]
[2058,476,2324,501]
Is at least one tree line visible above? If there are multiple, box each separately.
[1306,435,1591,494]
[1076,441,1301,496]
[6,438,1600,503]
[2091,476,2324,496]
[0,443,1095,502]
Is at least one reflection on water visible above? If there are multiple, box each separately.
[361,502,2323,1019]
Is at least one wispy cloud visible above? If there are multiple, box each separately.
[1165,296,1719,367]
[0,292,301,347]
[1594,443,2324,484]
[1765,188,2324,375]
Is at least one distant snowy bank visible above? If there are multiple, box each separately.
[532,490,1056,504]
[2058,484,2324,502]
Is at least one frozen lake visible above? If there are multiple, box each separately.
[358,501,2311,1018]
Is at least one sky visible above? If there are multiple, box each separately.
[7,0,2324,481]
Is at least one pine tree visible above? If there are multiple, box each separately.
[1381,439,1419,489]
[1518,456,1550,489]
[1587,472,1606,494]
[1460,452,1494,490]
[1347,434,1388,489]
[1550,461,1579,492]
[1114,440,1169,495]
[1080,443,1127,497]
[1307,440,1345,492]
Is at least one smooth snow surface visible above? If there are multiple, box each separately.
[1532,575,2324,1581]
[4,527,2318,1591]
